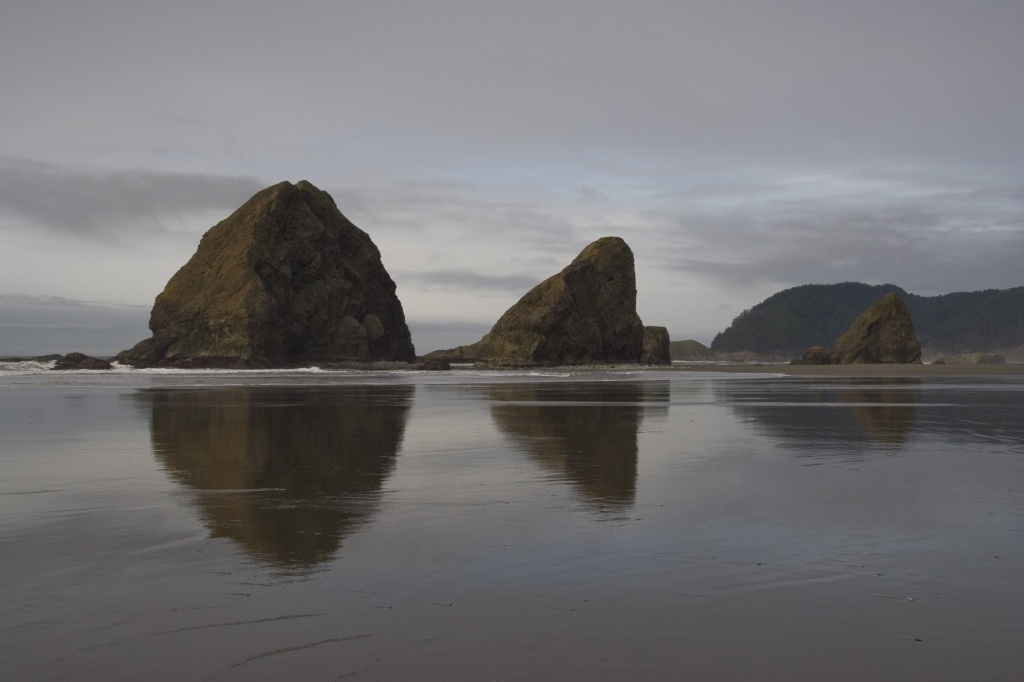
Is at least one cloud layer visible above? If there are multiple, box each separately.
[1,1,1022,353]
[0,294,149,357]
[0,158,263,239]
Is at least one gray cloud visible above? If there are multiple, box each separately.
[7,1,1021,174]
[1,1,1023,348]
[0,158,264,239]
[649,186,1024,296]
[405,318,493,353]
[0,294,150,357]
[331,181,580,256]
[398,269,541,294]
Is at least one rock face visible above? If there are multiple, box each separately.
[118,181,415,368]
[641,326,671,365]
[831,293,922,364]
[444,237,645,365]
[52,352,112,370]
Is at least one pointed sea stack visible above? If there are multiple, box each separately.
[117,181,415,368]
[830,292,922,364]
[439,237,645,365]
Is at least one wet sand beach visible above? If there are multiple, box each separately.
[1,365,1022,680]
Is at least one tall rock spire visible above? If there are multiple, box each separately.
[443,236,646,365]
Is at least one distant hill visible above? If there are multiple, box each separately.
[711,283,1024,357]
[669,339,713,360]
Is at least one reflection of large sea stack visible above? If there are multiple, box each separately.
[442,237,646,365]
[140,386,412,569]
[118,181,415,368]
[489,382,668,509]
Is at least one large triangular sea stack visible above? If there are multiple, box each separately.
[440,237,647,365]
[118,180,415,368]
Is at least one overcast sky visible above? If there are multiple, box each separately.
[2,1,1022,355]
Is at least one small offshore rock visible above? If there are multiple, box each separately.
[418,357,451,371]
[52,352,113,370]
[934,352,1005,365]
[796,346,832,365]
[641,326,671,365]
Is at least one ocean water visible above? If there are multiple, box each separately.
[1,365,1022,680]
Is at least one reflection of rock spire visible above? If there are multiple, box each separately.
[489,382,668,510]
[837,389,917,444]
[138,386,412,570]
[720,379,919,456]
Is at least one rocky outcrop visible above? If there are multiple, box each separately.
[117,181,415,368]
[32,354,63,362]
[793,346,832,365]
[1002,345,1024,364]
[417,357,451,371]
[830,293,922,364]
[641,326,671,365]
[933,352,1005,365]
[52,352,113,370]
[436,237,645,365]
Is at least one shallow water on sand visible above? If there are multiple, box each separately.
[1,370,1022,680]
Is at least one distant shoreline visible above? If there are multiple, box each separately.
[4,356,1022,377]
[668,362,1024,376]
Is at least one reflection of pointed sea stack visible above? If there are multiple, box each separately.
[720,380,919,451]
[838,388,918,444]
[489,382,669,508]
[141,386,412,569]
[448,237,645,365]
[117,181,415,368]
[831,293,922,364]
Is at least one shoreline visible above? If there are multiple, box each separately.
[4,356,1023,378]
[667,362,1024,376]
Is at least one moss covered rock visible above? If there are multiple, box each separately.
[117,181,415,368]
[438,237,645,365]
[795,346,832,365]
[668,339,713,361]
[641,326,671,365]
[831,293,922,364]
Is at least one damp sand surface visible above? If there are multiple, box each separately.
[1,367,1023,680]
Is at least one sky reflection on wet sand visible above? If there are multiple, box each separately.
[1,371,1022,680]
